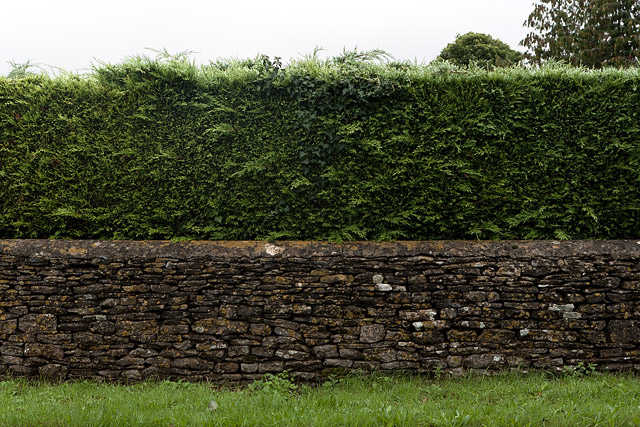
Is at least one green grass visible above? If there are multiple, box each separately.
[1,370,640,426]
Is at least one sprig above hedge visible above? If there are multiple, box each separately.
[1,53,639,240]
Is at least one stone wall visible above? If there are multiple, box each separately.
[0,239,639,381]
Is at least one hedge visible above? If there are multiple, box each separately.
[1,54,639,240]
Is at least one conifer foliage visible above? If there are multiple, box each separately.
[522,0,640,67]
[2,54,640,241]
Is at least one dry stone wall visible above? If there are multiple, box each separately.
[1,239,640,382]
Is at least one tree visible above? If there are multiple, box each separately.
[438,32,524,68]
[521,0,640,68]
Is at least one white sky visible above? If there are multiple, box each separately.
[1,0,536,75]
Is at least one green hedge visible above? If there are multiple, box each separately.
[1,55,639,240]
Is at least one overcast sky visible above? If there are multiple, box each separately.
[1,0,537,75]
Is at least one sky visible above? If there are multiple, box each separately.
[1,0,537,75]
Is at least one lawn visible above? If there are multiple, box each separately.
[1,370,639,426]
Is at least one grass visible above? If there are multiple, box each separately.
[1,370,640,426]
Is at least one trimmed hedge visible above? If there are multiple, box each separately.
[1,55,640,240]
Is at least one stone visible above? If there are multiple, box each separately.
[447,330,477,342]
[275,350,309,360]
[563,311,582,319]
[397,350,419,361]
[123,369,143,380]
[240,363,259,373]
[8,365,36,376]
[399,310,437,321]
[0,345,24,356]
[447,356,462,367]
[192,318,249,335]
[237,306,263,319]
[129,348,158,358]
[323,359,353,368]
[313,345,339,359]
[364,348,397,363]
[19,314,56,334]
[360,324,385,343]
[352,361,380,371]
[273,327,298,337]
[100,298,119,308]
[116,320,158,342]
[1,355,22,365]
[549,304,575,312]
[172,358,208,370]
[214,362,239,373]
[381,361,419,370]
[497,267,521,276]
[478,329,515,343]
[440,308,458,319]
[412,330,445,344]
[320,275,353,284]
[59,322,88,332]
[227,346,250,357]
[147,356,171,368]
[116,356,144,367]
[24,343,64,360]
[414,320,449,330]
[38,363,68,378]
[0,320,17,335]
[161,324,190,335]
[258,361,283,373]
[339,348,362,359]
[465,291,487,302]
[464,354,505,369]
[143,366,160,377]
[609,320,640,343]
[89,320,116,335]
[219,305,238,319]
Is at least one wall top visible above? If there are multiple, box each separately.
[1,239,640,261]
